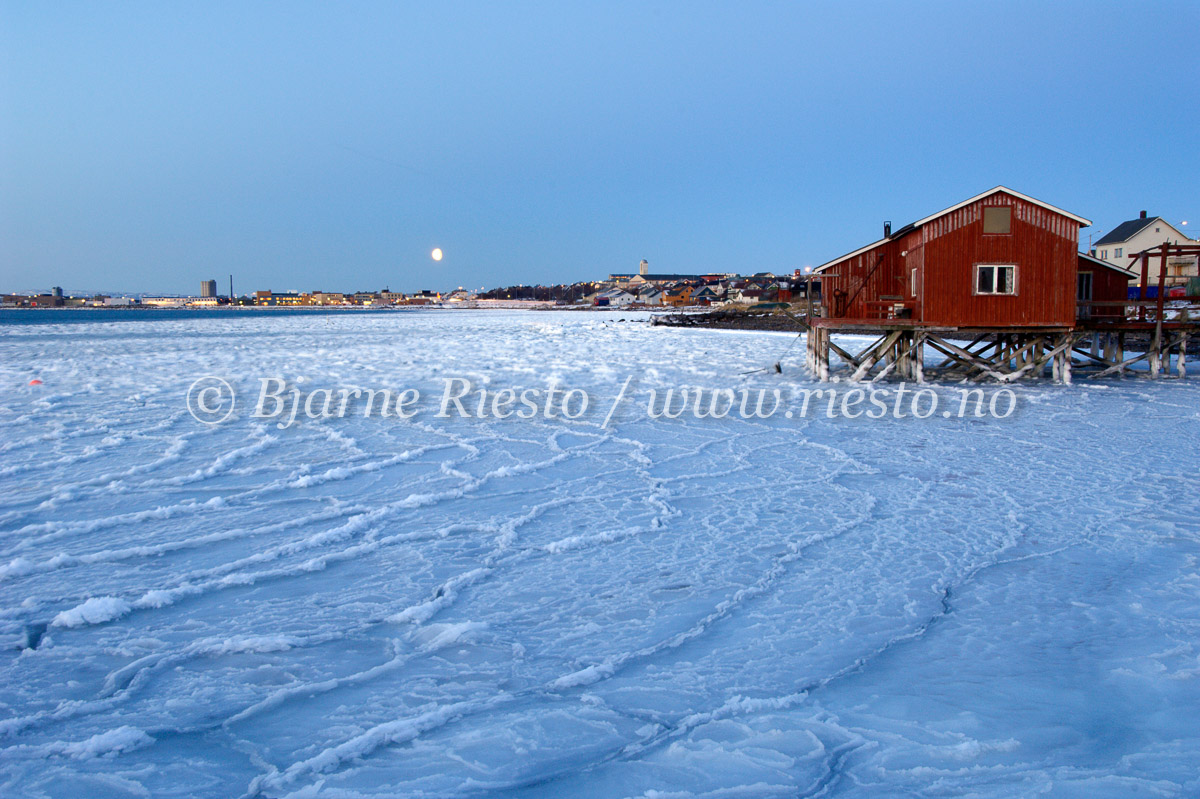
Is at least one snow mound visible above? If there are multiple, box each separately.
[411,622,487,652]
[51,596,132,628]
[58,726,154,759]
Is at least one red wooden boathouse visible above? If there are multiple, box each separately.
[803,187,1196,383]
[814,186,1091,327]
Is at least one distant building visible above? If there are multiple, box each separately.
[1092,211,1198,287]
[607,259,709,290]
[201,279,217,298]
[593,288,636,307]
[610,272,708,290]
[51,286,63,298]
[254,291,309,306]
[637,284,664,305]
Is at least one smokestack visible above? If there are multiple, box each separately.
[1140,210,1147,219]
[884,221,892,238]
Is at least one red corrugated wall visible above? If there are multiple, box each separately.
[919,192,1078,327]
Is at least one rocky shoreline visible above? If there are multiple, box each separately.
[650,308,808,332]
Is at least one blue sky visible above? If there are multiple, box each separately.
[1,1,1197,295]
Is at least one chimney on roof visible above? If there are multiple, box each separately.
[884,221,892,238]
[1140,210,1147,219]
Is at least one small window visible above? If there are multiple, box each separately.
[983,207,1011,234]
[911,268,917,296]
[976,264,1016,295]
[1114,247,1123,257]
[1101,250,1107,260]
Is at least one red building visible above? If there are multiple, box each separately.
[1076,252,1136,321]
[814,187,1094,328]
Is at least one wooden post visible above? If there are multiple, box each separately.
[811,327,819,378]
[818,328,830,382]
[1139,253,1149,321]
[1179,309,1190,379]
[913,331,925,383]
[1061,335,1073,385]
[849,331,902,382]
[1156,242,1169,324]
[1149,328,1162,379]
[1151,242,1168,378]
[1117,332,1126,376]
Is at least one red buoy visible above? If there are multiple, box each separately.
[28,379,42,386]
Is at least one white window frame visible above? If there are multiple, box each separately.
[974,263,1017,296]
[1114,247,1123,258]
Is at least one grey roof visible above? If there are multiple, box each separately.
[1094,217,1160,247]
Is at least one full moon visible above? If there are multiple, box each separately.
[431,248,443,261]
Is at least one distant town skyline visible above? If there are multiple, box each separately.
[2,2,1197,295]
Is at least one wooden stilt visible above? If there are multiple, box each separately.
[810,317,1196,385]
[1061,335,1073,385]
[1179,310,1190,378]
[818,329,830,382]
[849,331,903,382]
[913,331,925,383]
[1149,327,1162,379]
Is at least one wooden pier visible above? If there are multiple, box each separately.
[803,310,1197,384]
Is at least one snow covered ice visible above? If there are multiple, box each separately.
[1,308,1199,798]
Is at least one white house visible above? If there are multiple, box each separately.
[594,288,636,307]
[1093,211,1198,286]
[637,285,664,305]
